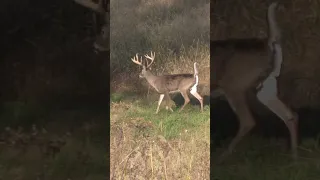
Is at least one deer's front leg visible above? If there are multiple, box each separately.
[156,94,165,114]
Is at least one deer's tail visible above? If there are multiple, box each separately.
[267,2,281,50]
[193,62,199,87]
[193,62,199,77]
[267,2,283,77]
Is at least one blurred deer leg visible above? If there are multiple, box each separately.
[218,90,256,163]
[190,86,204,112]
[156,94,165,114]
[165,106,174,112]
[179,90,190,112]
[164,92,174,112]
[257,77,298,159]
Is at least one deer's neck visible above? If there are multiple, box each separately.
[144,71,159,90]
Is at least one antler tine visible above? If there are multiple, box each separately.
[144,51,155,68]
[131,53,143,66]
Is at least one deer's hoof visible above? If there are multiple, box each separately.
[165,106,174,112]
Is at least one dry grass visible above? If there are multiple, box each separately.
[110,101,210,179]
[110,0,210,94]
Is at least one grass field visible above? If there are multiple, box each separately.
[110,93,210,179]
[211,103,320,180]
[0,103,108,180]
[212,136,320,180]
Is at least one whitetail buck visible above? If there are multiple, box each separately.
[131,51,204,114]
[73,0,109,52]
[212,2,298,163]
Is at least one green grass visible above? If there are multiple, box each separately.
[212,137,320,180]
[115,93,210,139]
[110,92,210,179]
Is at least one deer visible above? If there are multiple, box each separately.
[212,2,298,163]
[131,51,204,114]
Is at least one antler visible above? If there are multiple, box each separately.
[144,51,155,68]
[131,54,144,66]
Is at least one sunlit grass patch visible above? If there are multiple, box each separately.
[120,96,210,139]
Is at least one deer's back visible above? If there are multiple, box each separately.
[155,74,195,93]
[211,38,273,90]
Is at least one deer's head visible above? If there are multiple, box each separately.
[131,51,155,79]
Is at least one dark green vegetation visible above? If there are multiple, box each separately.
[212,137,320,180]
[0,101,108,180]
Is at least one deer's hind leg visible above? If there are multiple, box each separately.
[257,77,298,159]
[190,86,204,112]
[178,90,190,112]
[218,89,256,163]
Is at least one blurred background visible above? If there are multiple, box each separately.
[0,0,108,179]
[212,0,320,179]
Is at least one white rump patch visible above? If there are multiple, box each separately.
[257,76,278,102]
[256,43,294,121]
[190,75,199,93]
